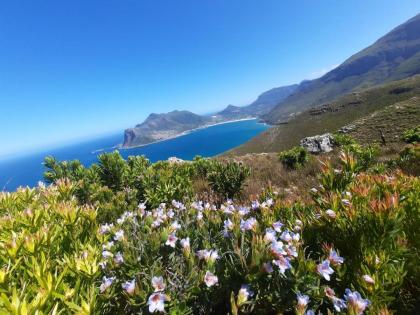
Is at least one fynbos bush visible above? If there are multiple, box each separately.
[2,149,415,314]
[402,126,420,143]
[207,161,250,199]
[278,146,309,169]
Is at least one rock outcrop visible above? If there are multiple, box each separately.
[300,133,334,153]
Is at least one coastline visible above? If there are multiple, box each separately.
[120,117,262,150]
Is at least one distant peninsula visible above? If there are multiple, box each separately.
[122,84,298,148]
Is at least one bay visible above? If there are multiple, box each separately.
[0,119,269,191]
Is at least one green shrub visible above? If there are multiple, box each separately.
[332,133,357,146]
[143,162,194,208]
[17,149,415,314]
[0,180,102,314]
[207,161,250,199]
[44,156,86,183]
[191,156,217,179]
[396,145,420,176]
[97,151,129,191]
[278,146,309,169]
[402,126,420,143]
[340,142,380,172]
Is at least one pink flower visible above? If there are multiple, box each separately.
[165,233,177,248]
[204,271,218,287]
[362,274,375,284]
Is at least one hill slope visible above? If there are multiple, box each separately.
[230,75,420,154]
[264,13,420,123]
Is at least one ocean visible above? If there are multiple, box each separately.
[0,119,269,191]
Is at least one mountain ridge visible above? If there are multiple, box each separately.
[122,84,297,148]
[263,13,420,123]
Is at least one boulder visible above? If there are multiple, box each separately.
[300,133,334,153]
[339,124,356,133]
[168,157,185,164]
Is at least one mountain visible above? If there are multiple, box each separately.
[217,84,298,119]
[123,110,211,147]
[122,84,297,148]
[264,13,420,123]
[229,75,420,155]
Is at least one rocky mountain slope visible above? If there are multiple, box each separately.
[263,13,420,123]
[123,110,211,147]
[229,75,420,154]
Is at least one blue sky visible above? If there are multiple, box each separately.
[1,0,419,158]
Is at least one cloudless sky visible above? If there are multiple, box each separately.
[1,0,419,158]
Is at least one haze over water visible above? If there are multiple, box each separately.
[0,119,268,191]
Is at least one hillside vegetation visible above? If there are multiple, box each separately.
[1,129,419,314]
[230,75,420,155]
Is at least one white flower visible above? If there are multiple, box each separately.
[328,249,344,265]
[271,241,287,257]
[362,274,375,284]
[99,261,107,269]
[172,200,185,210]
[285,245,298,258]
[204,271,218,287]
[344,289,370,314]
[341,199,351,206]
[167,209,175,218]
[165,233,178,248]
[114,252,124,265]
[325,209,337,219]
[114,230,124,241]
[147,292,167,313]
[99,276,115,293]
[266,198,274,207]
[180,237,190,250]
[197,211,203,220]
[310,187,318,193]
[224,218,234,231]
[272,221,284,232]
[238,206,250,216]
[264,228,277,243]
[272,257,292,274]
[292,232,300,242]
[208,250,219,263]
[102,250,113,259]
[99,223,113,235]
[280,230,292,242]
[152,276,166,292]
[102,241,114,250]
[237,284,254,305]
[171,221,181,230]
[240,217,257,231]
[251,200,260,209]
[196,249,219,263]
[122,279,136,295]
[317,260,334,281]
[297,292,310,308]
